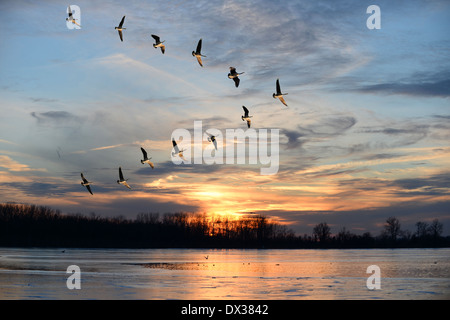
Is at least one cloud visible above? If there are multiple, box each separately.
[30,111,82,125]
[0,155,47,172]
[354,71,450,97]
[29,97,58,103]
[281,129,307,150]
[0,139,18,146]
[280,115,357,150]
[390,173,450,196]
[357,122,429,147]
[268,199,450,236]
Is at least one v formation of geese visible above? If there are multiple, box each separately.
[78,14,291,195]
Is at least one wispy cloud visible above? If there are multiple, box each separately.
[30,111,82,125]
[0,139,18,146]
[354,71,450,97]
[0,155,47,172]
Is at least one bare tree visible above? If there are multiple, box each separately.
[415,221,429,238]
[313,222,331,242]
[428,219,443,239]
[383,217,401,241]
[337,227,352,243]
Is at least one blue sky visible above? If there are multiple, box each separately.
[0,0,449,236]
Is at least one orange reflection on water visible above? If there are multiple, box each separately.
[139,250,374,300]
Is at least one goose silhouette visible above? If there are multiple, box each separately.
[115,16,126,42]
[140,147,154,169]
[241,106,252,128]
[228,67,244,88]
[192,38,206,67]
[273,78,288,106]
[151,34,165,54]
[117,167,131,189]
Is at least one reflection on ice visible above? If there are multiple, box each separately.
[0,248,449,300]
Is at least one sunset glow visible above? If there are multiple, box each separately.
[0,0,449,236]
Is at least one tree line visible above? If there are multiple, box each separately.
[0,203,448,249]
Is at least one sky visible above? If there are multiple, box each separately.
[0,0,449,236]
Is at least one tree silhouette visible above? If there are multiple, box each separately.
[415,221,429,238]
[428,219,443,239]
[313,222,331,243]
[383,217,401,242]
[0,203,448,249]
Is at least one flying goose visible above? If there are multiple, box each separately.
[140,147,154,169]
[192,38,206,67]
[151,34,165,54]
[66,5,81,27]
[115,16,126,42]
[80,173,93,195]
[172,139,186,161]
[206,133,219,150]
[241,106,252,128]
[228,67,244,88]
[117,167,131,189]
[273,78,288,106]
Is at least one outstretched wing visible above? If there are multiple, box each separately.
[67,6,73,18]
[81,173,88,183]
[148,161,154,169]
[196,39,202,54]
[118,16,125,28]
[123,181,131,189]
[160,45,165,54]
[233,76,240,87]
[196,55,203,67]
[172,139,180,153]
[246,119,251,128]
[276,78,282,95]
[242,106,249,117]
[279,96,288,107]
[151,34,160,42]
[86,185,93,195]
[119,167,124,181]
[118,30,123,42]
[141,147,148,159]
[229,67,236,75]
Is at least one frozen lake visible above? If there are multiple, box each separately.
[0,247,449,300]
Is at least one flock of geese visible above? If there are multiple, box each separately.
[72,12,290,196]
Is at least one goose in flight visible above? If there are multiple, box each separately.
[206,133,219,150]
[192,38,206,67]
[241,106,252,128]
[273,78,288,106]
[117,167,131,189]
[80,173,93,195]
[172,139,186,161]
[228,67,244,88]
[151,34,165,54]
[66,5,81,27]
[140,147,154,169]
[115,16,126,42]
